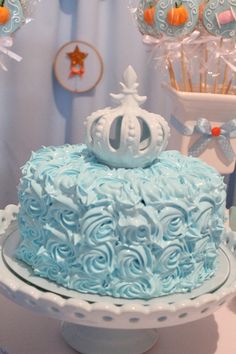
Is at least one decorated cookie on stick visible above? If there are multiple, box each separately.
[202,0,236,38]
[131,0,236,96]
[137,0,160,37]
[0,0,41,71]
[0,0,25,37]
[156,0,199,37]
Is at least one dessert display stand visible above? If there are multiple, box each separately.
[0,205,236,354]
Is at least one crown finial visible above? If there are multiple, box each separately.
[85,66,170,168]
[111,65,147,106]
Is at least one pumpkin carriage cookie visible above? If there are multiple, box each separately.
[202,0,236,38]
[155,0,199,37]
[0,0,25,37]
[137,0,161,37]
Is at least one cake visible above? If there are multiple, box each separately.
[16,67,226,300]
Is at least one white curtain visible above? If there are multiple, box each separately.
[0,0,234,208]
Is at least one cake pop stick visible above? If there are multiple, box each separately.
[204,46,208,92]
[221,64,229,93]
[213,38,223,93]
[167,57,179,90]
[199,44,206,92]
[181,45,188,91]
[234,73,236,94]
[224,78,232,94]
[200,64,203,92]
[187,70,193,91]
[199,73,203,92]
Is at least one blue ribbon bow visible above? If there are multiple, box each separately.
[170,116,236,163]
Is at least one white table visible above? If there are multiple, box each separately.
[0,293,236,354]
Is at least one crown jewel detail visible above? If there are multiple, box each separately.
[85,66,170,168]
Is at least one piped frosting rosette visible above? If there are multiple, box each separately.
[0,0,41,71]
[129,0,236,94]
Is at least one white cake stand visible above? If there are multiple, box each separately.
[0,205,236,354]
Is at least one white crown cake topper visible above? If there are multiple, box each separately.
[85,66,170,168]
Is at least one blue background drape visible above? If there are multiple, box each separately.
[0,0,234,208]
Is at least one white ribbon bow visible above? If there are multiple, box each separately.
[0,36,22,71]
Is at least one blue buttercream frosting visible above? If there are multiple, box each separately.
[16,144,226,299]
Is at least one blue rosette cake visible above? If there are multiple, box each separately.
[16,67,226,299]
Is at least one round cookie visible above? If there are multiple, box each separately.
[202,0,236,38]
[155,0,199,37]
[136,0,161,37]
[0,0,25,37]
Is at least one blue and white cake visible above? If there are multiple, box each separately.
[16,67,226,299]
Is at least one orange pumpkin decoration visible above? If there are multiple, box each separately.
[143,6,156,25]
[167,2,189,26]
[0,1,10,25]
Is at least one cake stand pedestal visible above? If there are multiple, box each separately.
[0,205,236,354]
[61,323,158,354]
